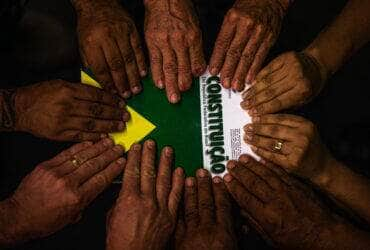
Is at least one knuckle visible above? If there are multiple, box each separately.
[228,9,240,21]
[227,48,242,60]
[188,30,200,43]
[68,191,83,206]
[94,174,109,187]
[163,63,177,73]
[89,103,104,116]
[241,53,253,63]
[304,121,316,138]
[109,57,124,71]
[264,88,276,99]
[122,51,136,64]
[84,119,96,131]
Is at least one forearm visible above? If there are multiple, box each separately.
[304,0,370,81]
[311,157,370,224]
[0,89,17,132]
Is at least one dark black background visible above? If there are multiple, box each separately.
[1,0,369,249]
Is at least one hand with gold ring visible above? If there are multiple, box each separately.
[243,114,332,179]
[0,138,124,246]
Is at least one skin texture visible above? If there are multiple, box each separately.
[209,0,289,91]
[106,140,185,250]
[13,80,129,141]
[0,139,124,247]
[244,114,330,179]
[73,0,147,98]
[241,51,326,116]
[224,156,370,250]
[175,172,238,250]
[144,0,206,103]
[0,89,17,131]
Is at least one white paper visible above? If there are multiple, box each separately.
[200,70,260,177]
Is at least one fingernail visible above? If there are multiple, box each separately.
[223,78,231,88]
[238,154,250,163]
[175,167,184,176]
[157,80,164,89]
[252,116,260,123]
[123,91,131,99]
[244,124,253,132]
[119,101,126,108]
[164,146,173,157]
[170,93,179,103]
[232,80,239,90]
[251,145,257,151]
[186,177,195,187]
[103,138,114,146]
[113,145,124,152]
[223,174,233,183]
[227,161,237,170]
[116,157,125,164]
[122,112,130,122]
[213,176,222,183]
[197,168,209,178]
[244,133,253,141]
[118,122,125,131]
[210,67,218,76]
[132,85,142,94]
[100,133,108,138]
[132,143,141,150]
[146,139,155,149]
[140,70,147,77]
[248,108,258,116]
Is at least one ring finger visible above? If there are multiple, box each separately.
[244,133,292,155]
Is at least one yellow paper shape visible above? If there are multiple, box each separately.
[81,71,156,151]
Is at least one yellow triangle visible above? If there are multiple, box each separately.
[81,71,156,152]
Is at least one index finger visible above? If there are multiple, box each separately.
[253,114,308,128]
[196,169,215,225]
[121,143,142,196]
[212,177,233,228]
[161,46,180,103]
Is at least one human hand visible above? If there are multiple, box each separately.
[106,140,185,250]
[14,80,129,141]
[144,0,206,103]
[75,0,146,98]
[243,114,331,179]
[175,170,237,250]
[2,139,124,245]
[224,156,337,249]
[241,51,327,115]
[209,0,290,91]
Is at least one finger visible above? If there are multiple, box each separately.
[196,169,215,225]
[253,114,308,128]
[102,39,130,98]
[69,144,124,185]
[221,24,253,89]
[244,123,299,142]
[122,143,142,195]
[161,46,180,103]
[156,147,174,208]
[130,29,147,77]
[248,92,289,116]
[168,167,185,219]
[226,160,273,202]
[45,141,93,167]
[238,155,282,190]
[173,44,192,92]
[223,173,264,217]
[231,25,265,89]
[64,117,125,133]
[212,176,233,228]
[250,146,288,168]
[53,138,114,176]
[72,84,125,108]
[82,45,115,91]
[80,157,125,206]
[116,35,141,95]
[70,100,129,122]
[241,79,293,110]
[140,140,156,198]
[188,32,206,76]
[261,160,294,187]
[60,131,105,142]
[184,177,199,228]
[245,32,274,84]
[254,56,285,84]
[209,18,236,76]
[244,133,293,155]
[147,43,164,89]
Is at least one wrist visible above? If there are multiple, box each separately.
[303,45,332,84]
[310,154,338,190]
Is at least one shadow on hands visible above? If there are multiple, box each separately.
[209,0,288,91]
[106,140,185,250]
[175,169,238,250]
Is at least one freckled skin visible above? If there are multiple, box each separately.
[12,80,129,141]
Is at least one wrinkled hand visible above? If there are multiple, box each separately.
[224,156,337,249]
[175,170,237,250]
[210,0,290,91]
[76,0,146,98]
[241,51,327,116]
[243,114,331,179]
[144,0,206,103]
[14,80,129,141]
[3,139,124,244]
[106,140,184,250]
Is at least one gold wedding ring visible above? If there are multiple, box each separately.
[71,157,81,168]
[273,141,283,152]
